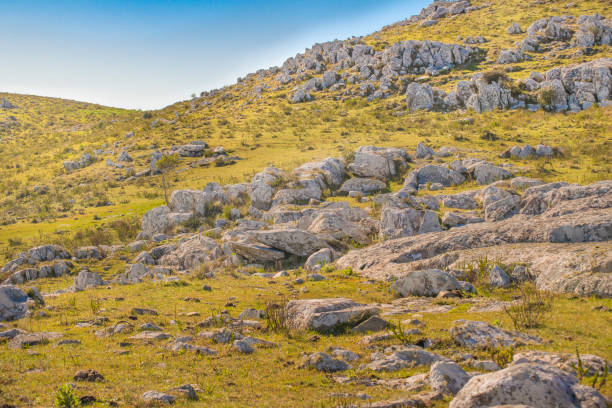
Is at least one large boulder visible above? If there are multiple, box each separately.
[169,189,220,216]
[159,234,223,270]
[140,206,192,239]
[304,248,335,272]
[406,82,435,111]
[339,178,386,195]
[348,146,409,181]
[0,285,29,321]
[249,228,329,257]
[473,163,512,185]
[449,363,608,408]
[391,269,463,297]
[303,208,378,246]
[285,298,379,332]
[404,165,466,190]
[293,158,346,190]
[251,167,285,210]
[71,270,104,292]
[379,208,441,240]
[430,361,471,395]
[301,352,350,372]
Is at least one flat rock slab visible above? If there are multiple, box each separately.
[8,332,63,349]
[364,346,446,372]
[391,269,462,297]
[249,228,329,257]
[450,320,541,349]
[285,298,379,333]
[512,350,610,376]
[229,241,285,262]
[130,331,172,341]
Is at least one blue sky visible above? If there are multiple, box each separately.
[0,0,428,109]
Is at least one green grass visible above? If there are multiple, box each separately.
[1,270,610,407]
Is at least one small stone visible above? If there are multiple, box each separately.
[141,391,175,404]
[351,316,388,334]
[131,308,158,316]
[489,265,511,288]
[233,339,254,354]
[73,369,104,382]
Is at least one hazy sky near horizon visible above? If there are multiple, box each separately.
[0,0,428,110]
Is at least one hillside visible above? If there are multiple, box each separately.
[0,0,611,407]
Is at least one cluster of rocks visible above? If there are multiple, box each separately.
[1,245,71,275]
[413,1,477,27]
[3,260,72,285]
[0,98,17,109]
[337,180,612,297]
[130,142,611,297]
[500,144,556,159]
[6,139,612,302]
[518,14,611,54]
[63,152,95,172]
[520,58,612,112]
[406,58,611,113]
[1,243,115,287]
[291,40,481,103]
[384,0,485,30]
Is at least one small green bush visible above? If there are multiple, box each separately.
[55,384,80,408]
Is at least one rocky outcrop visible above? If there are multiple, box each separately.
[4,261,72,285]
[1,245,71,275]
[336,181,612,288]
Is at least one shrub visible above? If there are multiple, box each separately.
[264,300,290,334]
[539,86,556,106]
[488,344,514,368]
[504,282,552,330]
[55,384,80,408]
[389,320,412,344]
[181,215,203,231]
[572,348,609,390]
[482,69,508,84]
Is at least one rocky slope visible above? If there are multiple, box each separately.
[0,0,611,407]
